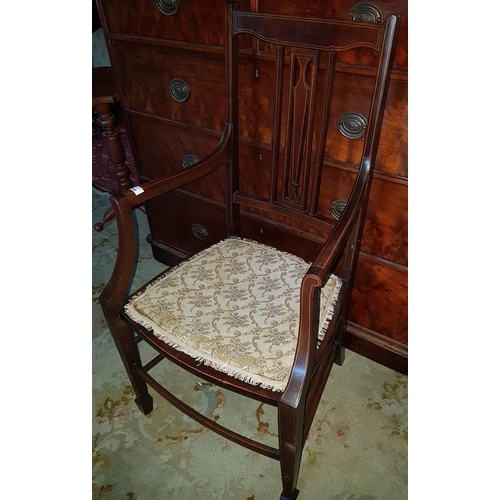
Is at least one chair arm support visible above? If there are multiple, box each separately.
[99,190,140,315]
[280,274,322,409]
[99,124,233,315]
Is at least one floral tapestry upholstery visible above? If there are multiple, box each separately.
[124,238,342,392]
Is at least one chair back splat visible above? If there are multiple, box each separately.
[99,4,400,499]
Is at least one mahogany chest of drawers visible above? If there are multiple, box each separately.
[96,0,408,373]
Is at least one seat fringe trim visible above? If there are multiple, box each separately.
[125,307,290,391]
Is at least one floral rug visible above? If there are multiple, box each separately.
[92,188,408,500]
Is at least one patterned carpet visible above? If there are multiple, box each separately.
[92,188,408,500]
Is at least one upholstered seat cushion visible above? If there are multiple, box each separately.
[124,238,342,392]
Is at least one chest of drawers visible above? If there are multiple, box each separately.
[96,0,408,373]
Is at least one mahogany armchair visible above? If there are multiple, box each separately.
[99,5,400,499]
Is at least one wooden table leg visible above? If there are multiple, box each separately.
[93,102,132,232]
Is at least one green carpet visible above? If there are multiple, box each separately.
[92,188,408,500]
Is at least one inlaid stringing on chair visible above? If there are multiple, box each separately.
[99,5,400,499]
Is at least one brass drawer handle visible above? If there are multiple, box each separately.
[182,155,198,169]
[155,0,179,16]
[348,2,384,23]
[330,200,347,220]
[169,78,190,102]
[191,224,208,240]
[337,111,367,140]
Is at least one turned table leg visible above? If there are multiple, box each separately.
[93,102,131,232]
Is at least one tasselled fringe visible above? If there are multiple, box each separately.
[317,276,343,346]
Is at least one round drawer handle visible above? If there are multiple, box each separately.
[191,224,208,240]
[347,2,384,23]
[182,154,199,169]
[330,200,347,220]
[337,111,367,140]
[156,0,179,16]
[169,78,190,102]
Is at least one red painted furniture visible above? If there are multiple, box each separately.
[92,66,132,231]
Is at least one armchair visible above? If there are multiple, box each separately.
[99,5,400,499]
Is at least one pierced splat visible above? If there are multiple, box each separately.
[281,48,319,212]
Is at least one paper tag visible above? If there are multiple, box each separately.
[129,186,144,195]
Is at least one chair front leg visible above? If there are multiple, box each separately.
[102,308,153,415]
[278,401,303,500]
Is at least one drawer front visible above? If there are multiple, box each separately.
[101,0,251,47]
[146,191,227,259]
[349,254,408,344]
[111,45,291,147]
[362,177,407,266]
[128,113,223,186]
[325,74,408,178]
[112,42,226,131]
[316,165,408,266]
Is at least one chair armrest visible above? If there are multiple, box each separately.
[99,124,233,314]
[280,157,372,408]
[114,123,233,209]
[280,273,322,409]
[308,156,372,285]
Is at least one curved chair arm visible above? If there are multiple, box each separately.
[280,157,372,409]
[99,124,233,314]
[280,274,322,410]
[114,123,232,210]
[308,156,372,285]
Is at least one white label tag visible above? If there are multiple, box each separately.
[129,186,144,195]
